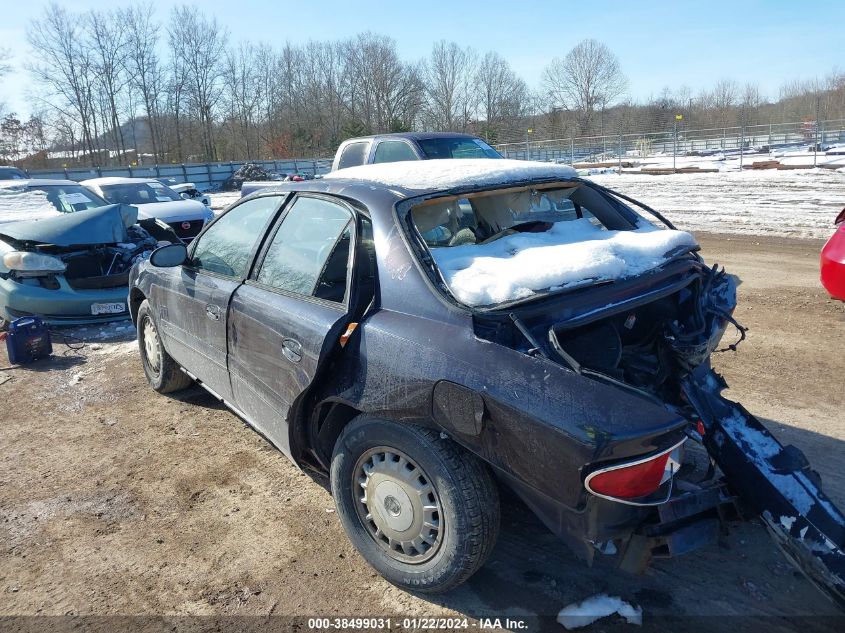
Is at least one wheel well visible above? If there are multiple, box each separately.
[129,288,146,326]
[311,401,362,470]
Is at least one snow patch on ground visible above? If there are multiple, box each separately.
[430,218,697,306]
[557,594,643,629]
[326,158,578,191]
[589,169,845,240]
[0,185,63,224]
[208,190,241,213]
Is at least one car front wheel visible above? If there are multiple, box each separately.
[331,416,500,593]
[137,299,192,394]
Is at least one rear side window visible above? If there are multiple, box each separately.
[190,195,281,278]
[373,141,418,164]
[256,196,352,303]
[337,142,369,169]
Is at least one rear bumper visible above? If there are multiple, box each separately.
[0,276,130,326]
[821,226,845,300]
[499,466,728,570]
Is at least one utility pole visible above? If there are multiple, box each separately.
[814,94,821,167]
[525,127,532,161]
[673,113,682,173]
[739,106,746,171]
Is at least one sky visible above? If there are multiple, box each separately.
[2,0,843,117]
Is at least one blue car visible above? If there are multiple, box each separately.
[0,179,173,329]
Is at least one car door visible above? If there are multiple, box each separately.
[158,194,284,401]
[228,194,365,454]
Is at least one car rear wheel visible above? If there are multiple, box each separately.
[330,416,500,593]
[137,300,192,394]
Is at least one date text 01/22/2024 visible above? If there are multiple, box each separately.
[306,618,529,630]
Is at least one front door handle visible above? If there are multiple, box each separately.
[205,304,220,321]
[282,338,302,363]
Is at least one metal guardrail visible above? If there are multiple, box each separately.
[495,119,845,164]
[21,158,334,189]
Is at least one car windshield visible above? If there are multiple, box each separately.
[417,138,501,160]
[409,182,697,308]
[100,181,182,205]
[0,167,27,180]
[28,184,108,213]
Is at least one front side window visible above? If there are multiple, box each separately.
[337,142,369,169]
[373,141,419,164]
[100,181,182,205]
[190,195,281,278]
[256,196,352,303]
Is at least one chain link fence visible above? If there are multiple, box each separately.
[494,118,845,165]
[21,158,334,189]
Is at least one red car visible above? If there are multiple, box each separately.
[821,207,845,300]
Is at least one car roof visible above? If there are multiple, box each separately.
[244,160,581,217]
[342,132,484,143]
[81,177,159,185]
[0,178,82,187]
[322,159,578,196]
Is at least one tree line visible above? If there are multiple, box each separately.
[1,2,845,168]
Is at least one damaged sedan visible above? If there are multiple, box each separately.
[128,159,845,606]
[0,180,175,328]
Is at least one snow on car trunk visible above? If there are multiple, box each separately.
[429,218,697,306]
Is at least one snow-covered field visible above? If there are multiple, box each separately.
[208,166,844,240]
[589,168,845,240]
[208,190,241,212]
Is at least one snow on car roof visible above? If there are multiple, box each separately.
[325,159,578,192]
[0,185,63,224]
[430,219,698,307]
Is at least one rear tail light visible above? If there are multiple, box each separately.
[584,439,685,506]
[835,207,845,225]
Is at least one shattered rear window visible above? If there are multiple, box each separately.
[409,183,698,307]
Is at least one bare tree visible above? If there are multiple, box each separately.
[27,2,99,163]
[122,3,164,161]
[85,9,129,160]
[541,39,627,133]
[423,41,476,131]
[343,33,423,134]
[0,48,10,77]
[222,42,261,158]
[168,5,228,160]
[475,51,528,142]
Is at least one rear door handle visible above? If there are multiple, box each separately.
[282,338,302,363]
[205,304,220,321]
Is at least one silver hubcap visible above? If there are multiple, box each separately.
[353,447,443,563]
[142,317,161,373]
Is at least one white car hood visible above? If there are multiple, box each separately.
[132,199,213,223]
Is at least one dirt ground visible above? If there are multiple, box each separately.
[0,233,843,631]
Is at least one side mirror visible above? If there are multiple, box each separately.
[180,192,191,200]
[149,243,188,268]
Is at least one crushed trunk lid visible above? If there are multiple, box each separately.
[684,367,845,609]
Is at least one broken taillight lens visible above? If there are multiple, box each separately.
[835,207,845,225]
[584,439,685,503]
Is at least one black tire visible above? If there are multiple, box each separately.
[330,416,500,593]
[137,299,192,394]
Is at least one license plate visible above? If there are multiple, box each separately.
[91,302,125,315]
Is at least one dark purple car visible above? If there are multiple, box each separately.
[128,159,845,604]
